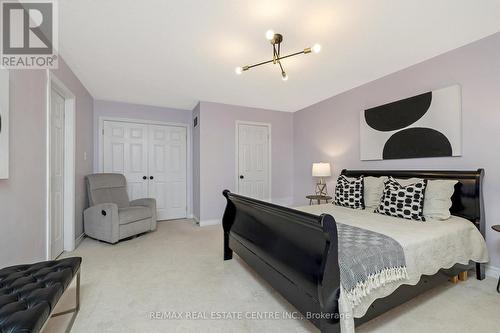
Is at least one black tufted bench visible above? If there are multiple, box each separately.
[0,257,81,333]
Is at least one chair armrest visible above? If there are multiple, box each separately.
[83,203,119,243]
[130,198,157,230]
[130,198,156,208]
[86,202,119,215]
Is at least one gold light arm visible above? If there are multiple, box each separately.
[239,47,312,72]
[236,31,319,79]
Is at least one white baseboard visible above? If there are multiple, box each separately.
[192,197,293,228]
[198,219,221,227]
[75,233,85,248]
[485,264,500,278]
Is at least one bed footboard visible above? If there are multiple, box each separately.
[222,190,341,332]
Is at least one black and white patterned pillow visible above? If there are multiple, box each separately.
[375,177,427,221]
[334,175,365,209]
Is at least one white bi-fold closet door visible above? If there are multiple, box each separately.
[103,120,187,220]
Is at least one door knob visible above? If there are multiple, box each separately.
[142,176,147,180]
[239,175,244,179]
[150,176,154,180]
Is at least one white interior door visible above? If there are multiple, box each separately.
[237,123,270,200]
[103,121,149,200]
[148,125,187,220]
[50,88,65,258]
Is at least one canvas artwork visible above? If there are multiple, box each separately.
[0,69,9,179]
[360,85,462,161]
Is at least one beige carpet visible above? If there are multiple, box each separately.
[46,220,500,333]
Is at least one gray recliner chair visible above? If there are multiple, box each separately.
[83,173,157,244]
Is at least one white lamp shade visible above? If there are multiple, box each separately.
[312,162,331,177]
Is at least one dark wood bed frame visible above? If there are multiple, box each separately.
[222,169,485,333]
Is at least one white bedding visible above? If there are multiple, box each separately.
[295,204,489,332]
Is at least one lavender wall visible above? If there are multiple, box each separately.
[93,99,191,171]
[0,70,47,267]
[293,32,500,268]
[0,58,93,268]
[197,101,294,222]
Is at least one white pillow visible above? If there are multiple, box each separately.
[346,176,387,209]
[396,178,458,220]
[364,176,388,209]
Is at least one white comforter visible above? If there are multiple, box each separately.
[295,204,489,332]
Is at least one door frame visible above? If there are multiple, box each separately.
[97,116,192,219]
[235,120,272,201]
[45,71,76,259]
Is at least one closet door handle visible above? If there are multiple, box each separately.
[142,176,147,180]
[150,176,154,180]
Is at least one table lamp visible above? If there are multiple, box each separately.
[312,162,331,196]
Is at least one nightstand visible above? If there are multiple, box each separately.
[493,225,500,293]
[306,195,332,205]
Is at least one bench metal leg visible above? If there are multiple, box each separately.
[476,262,485,280]
[497,275,500,293]
[51,270,80,333]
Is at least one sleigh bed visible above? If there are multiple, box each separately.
[222,169,487,333]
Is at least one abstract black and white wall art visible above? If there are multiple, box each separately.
[0,69,9,179]
[360,85,462,161]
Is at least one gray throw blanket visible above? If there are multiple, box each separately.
[337,223,408,305]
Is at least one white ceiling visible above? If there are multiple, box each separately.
[59,0,500,112]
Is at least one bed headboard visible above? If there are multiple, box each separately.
[341,169,485,235]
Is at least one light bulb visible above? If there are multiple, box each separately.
[312,43,322,53]
[235,66,243,75]
[281,73,288,81]
[265,29,275,41]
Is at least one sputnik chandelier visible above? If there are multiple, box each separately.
[235,30,321,81]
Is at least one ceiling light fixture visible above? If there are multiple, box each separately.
[265,29,275,41]
[236,30,321,81]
